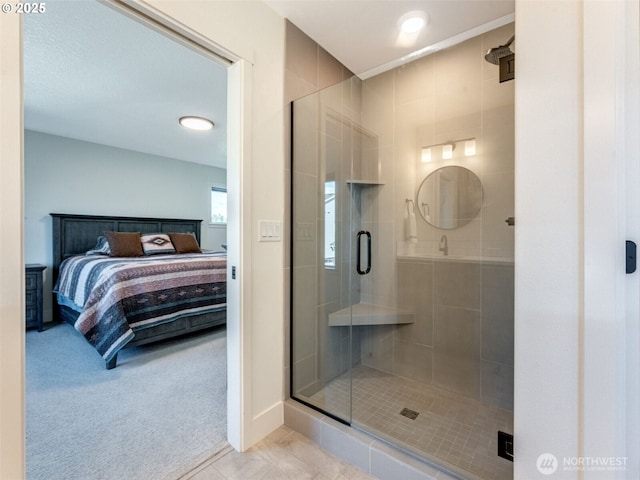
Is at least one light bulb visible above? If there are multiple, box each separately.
[464,139,476,156]
[442,144,453,159]
[421,147,432,163]
[179,116,214,131]
[401,16,425,34]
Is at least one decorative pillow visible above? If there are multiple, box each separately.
[86,235,111,255]
[104,231,144,257]
[168,232,201,254]
[141,233,176,255]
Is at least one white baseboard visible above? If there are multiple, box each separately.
[246,400,284,448]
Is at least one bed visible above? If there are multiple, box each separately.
[51,213,227,369]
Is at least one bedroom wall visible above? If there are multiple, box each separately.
[24,129,227,324]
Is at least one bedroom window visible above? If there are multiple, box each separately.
[210,187,227,225]
[324,180,336,268]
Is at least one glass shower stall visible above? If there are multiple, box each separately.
[290,24,515,480]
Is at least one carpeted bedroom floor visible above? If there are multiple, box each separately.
[26,322,228,480]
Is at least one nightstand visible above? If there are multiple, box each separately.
[26,264,46,331]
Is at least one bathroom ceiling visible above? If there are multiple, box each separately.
[264,0,515,78]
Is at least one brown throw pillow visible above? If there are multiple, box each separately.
[140,233,176,255]
[168,232,201,253]
[104,231,144,257]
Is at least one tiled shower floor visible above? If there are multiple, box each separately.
[308,365,513,480]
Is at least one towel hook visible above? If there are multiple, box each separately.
[405,198,415,214]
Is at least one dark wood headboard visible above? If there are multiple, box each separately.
[50,213,202,282]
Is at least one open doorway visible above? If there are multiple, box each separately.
[23,1,234,478]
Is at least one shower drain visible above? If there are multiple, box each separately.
[400,407,419,420]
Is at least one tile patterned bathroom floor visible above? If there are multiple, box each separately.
[180,425,375,480]
[308,365,514,480]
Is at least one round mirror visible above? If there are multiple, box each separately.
[416,166,483,229]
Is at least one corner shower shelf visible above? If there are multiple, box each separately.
[328,303,413,327]
[346,179,385,186]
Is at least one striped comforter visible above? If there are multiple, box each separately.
[54,252,226,363]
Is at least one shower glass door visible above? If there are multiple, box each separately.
[291,77,361,423]
[292,23,514,480]
[291,74,397,425]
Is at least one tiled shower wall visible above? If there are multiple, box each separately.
[287,19,515,411]
[374,259,514,410]
[358,23,515,266]
[357,23,515,411]
[284,21,354,400]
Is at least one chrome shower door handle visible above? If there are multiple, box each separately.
[356,230,371,275]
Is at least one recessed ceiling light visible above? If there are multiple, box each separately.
[399,11,428,34]
[179,116,214,131]
[401,17,425,34]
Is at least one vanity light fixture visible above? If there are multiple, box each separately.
[464,139,476,156]
[179,116,214,131]
[421,147,432,163]
[442,143,453,160]
[420,137,476,162]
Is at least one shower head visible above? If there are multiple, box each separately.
[484,35,515,65]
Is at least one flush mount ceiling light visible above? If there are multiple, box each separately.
[179,116,214,131]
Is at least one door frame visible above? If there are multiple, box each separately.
[73,0,253,452]
[107,0,253,453]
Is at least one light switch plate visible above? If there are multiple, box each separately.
[295,222,314,241]
[259,220,281,242]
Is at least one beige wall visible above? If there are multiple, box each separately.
[284,22,353,105]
